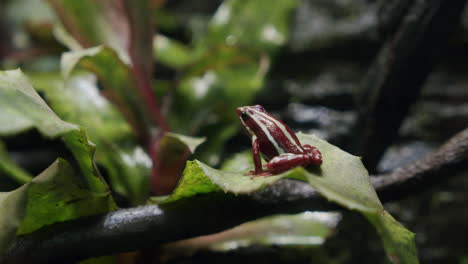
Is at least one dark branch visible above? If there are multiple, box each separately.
[355,0,467,171]
[372,128,468,201]
[2,128,468,264]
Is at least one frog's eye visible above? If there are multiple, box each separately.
[241,111,250,120]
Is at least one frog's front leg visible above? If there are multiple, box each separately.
[246,136,270,176]
[264,153,311,174]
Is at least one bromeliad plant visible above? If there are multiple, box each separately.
[0,0,418,263]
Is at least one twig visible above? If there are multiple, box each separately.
[372,128,468,201]
[2,127,467,264]
[355,0,467,171]
[377,0,414,37]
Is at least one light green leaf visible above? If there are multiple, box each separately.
[0,69,115,252]
[31,72,151,203]
[161,160,305,204]
[297,133,381,213]
[162,133,418,263]
[166,212,341,252]
[0,69,78,137]
[366,211,418,264]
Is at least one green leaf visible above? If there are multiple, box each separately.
[0,69,115,252]
[207,0,297,52]
[61,46,152,135]
[166,212,341,252]
[31,72,151,203]
[297,133,381,213]
[153,35,195,69]
[0,69,78,137]
[50,0,157,139]
[47,0,131,63]
[161,133,419,263]
[0,69,106,191]
[0,141,33,184]
[0,186,27,252]
[0,159,115,252]
[164,133,206,154]
[161,160,304,204]
[17,159,114,234]
[366,211,418,264]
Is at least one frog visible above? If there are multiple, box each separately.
[237,105,322,176]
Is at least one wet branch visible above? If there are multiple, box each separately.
[2,127,467,264]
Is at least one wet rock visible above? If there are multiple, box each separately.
[283,63,362,110]
[283,103,356,146]
[289,0,378,52]
[377,141,435,173]
[400,101,468,143]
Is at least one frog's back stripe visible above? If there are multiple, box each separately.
[248,113,284,155]
[250,108,304,153]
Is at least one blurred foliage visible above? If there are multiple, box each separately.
[165,212,342,252]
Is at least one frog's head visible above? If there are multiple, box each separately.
[236,105,265,117]
[236,105,267,137]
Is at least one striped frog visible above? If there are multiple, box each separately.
[237,105,322,176]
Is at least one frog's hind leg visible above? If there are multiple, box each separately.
[265,153,310,174]
[303,144,323,165]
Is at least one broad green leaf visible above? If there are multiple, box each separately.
[0,141,33,184]
[17,159,114,234]
[0,69,77,137]
[31,72,151,203]
[0,159,115,252]
[166,212,341,251]
[297,133,381,213]
[0,70,105,191]
[0,69,115,251]
[162,133,418,263]
[161,160,305,204]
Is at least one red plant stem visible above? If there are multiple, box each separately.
[120,0,170,194]
[131,65,169,133]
